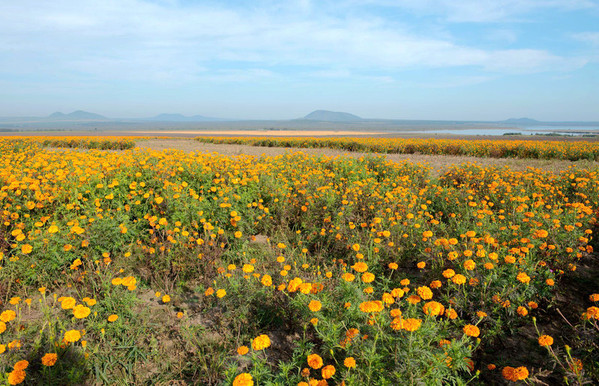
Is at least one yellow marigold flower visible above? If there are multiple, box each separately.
[9,297,20,305]
[361,272,375,283]
[352,261,368,273]
[64,330,81,343]
[0,321,6,334]
[452,274,466,285]
[111,277,123,286]
[242,264,254,273]
[122,276,137,287]
[538,335,553,347]
[72,304,91,319]
[299,283,312,294]
[307,353,323,369]
[463,324,480,337]
[352,243,360,251]
[60,297,76,310]
[108,314,118,322]
[416,286,433,300]
[233,372,254,386]
[237,345,249,355]
[41,353,58,366]
[321,364,336,379]
[251,334,271,351]
[216,289,226,298]
[344,357,356,368]
[162,295,171,303]
[0,310,16,323]
[261,274,272,287]
[48,225,59,234]
[308,300,322,312]
[21,244,33,254]
[423,301,445,316]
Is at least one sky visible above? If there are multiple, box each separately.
[1,0,598,121]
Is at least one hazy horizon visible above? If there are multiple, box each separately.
[2,1,598,121]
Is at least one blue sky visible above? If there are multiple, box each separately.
[1,0,598,120]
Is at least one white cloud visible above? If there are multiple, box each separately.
[0,0,591,85]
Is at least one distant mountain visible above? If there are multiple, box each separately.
[302,110,363,122]
[148,113,223,122]
[48,110,107,120]
[502,118,541,125]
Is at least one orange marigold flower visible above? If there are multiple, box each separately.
[361,272,375,283]
[307,353,323,369]
[13,360,28,371]
[233,372,254,386]
[517,272,531,284]
[538,335,553,347]
[422,301,445,316]
[388,262,398,270]
[589,293,599,302]
[251,334,271,351]
[417,261,426,269]
[108,314,118,322]
[517,306,528,316]
[416,286,433,300]
[401,318,422,332]
[7,369,25,385]
[41,353,58,366]
[359,301,384,313]
[452,274,466,285]
[442,269,455,278]
[308,300,322,312]
[585,306,599,319]
[352,262,368,273]
[463,259,476,270]
[344,357,356,368]
[463,324,480,338]
[237,345,249,355]
[321,364,336,379]
[261,274,272,287]
[162,295,171,303]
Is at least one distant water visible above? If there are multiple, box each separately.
[398,126,599,137]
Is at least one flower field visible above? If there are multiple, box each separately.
[0,136,598,385]
[195,136,599,161]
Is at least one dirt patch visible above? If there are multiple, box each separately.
[136,139,598,176]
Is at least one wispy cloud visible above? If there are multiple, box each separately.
[0,0,588,84]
